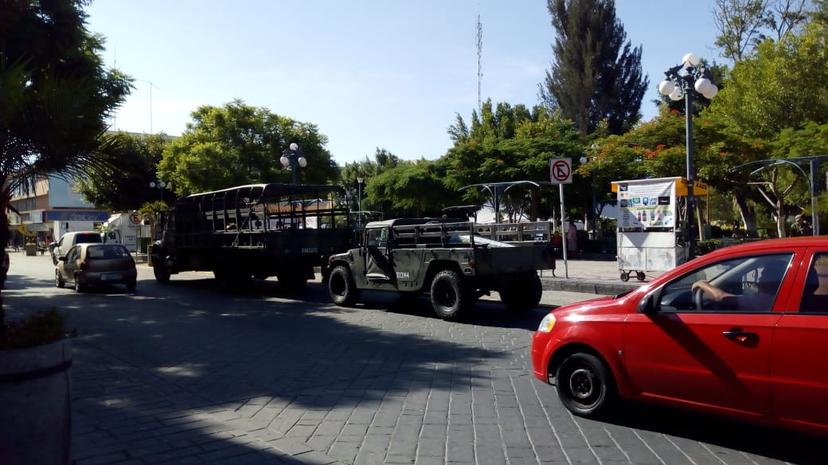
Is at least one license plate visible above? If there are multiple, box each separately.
[101,273,121,281]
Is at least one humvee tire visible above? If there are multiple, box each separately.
[429,270,471,320]
[500,272,542,312]
[329,265,359,306]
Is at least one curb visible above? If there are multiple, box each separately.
[540,277,643,295]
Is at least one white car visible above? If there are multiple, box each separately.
[50,231,102,265]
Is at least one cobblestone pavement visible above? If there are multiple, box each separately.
[5,253,824,465]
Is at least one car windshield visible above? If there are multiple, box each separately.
[75,233,102,244]
[447,234,515,248]
[87,245,131,259]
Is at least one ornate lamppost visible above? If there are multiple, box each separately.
[280,142,307,184]
[149,179,167,202]
[658,53,718,259]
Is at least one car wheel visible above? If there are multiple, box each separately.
[430,270,471,320]
[74,274,85,293]
[55,269,65,288]
[328,266,359,306]
[501,272,542,312]
[153,263,171,283]
[556,352,615,417]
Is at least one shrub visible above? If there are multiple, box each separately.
[1,309,66,350]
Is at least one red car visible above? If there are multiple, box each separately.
[532,237,828,435]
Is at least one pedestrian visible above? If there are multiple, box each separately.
[567,220,578,255]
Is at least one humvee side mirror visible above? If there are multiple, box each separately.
[58,256,66,262]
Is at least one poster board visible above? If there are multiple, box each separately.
[616,178,676,229]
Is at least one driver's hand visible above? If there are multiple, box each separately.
[691,280,705,291]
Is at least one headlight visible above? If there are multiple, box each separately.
[537,313,556,333]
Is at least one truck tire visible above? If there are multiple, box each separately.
[501,272,542,312]
[328,265,359,306]
[153,262,171,283]
[277,272,307,291]
[430,270,471,320]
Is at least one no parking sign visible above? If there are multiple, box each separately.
[549,158,572,184]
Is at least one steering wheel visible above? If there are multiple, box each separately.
[692,287,705,311]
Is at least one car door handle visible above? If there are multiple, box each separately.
[722,328,759,345]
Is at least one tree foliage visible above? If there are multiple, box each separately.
[446,101,585,220]
[364,159,459,218]
[713,0,812,61]
[539,0,648,135]
[158,100,339,195]
[340,148,400,206]
[707,21,828,139]
[0,0,131,331]
[76,132,172,210]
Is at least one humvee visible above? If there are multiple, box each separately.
[326,218,555,320]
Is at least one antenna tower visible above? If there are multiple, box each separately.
[476,14,483,113]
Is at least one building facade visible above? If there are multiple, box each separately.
[10,175,108,245]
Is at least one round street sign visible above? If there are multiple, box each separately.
[550,158,573,184]
[129,212,141,225]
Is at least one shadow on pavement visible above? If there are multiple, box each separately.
[6,271,509,463]
[601,402,825,464]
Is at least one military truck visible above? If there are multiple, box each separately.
[150,183,352,289]
[326,218,554,319]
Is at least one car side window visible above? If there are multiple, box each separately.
[659,253,793,313]
[799,253,828,313]
[66,247,77,261]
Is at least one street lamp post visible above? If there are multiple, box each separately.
[149,180,167,202]
[280,142,307,184]
[658,53,718,259]
[356,176,364,228]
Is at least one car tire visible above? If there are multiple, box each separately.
[153,263,171,284]
[555,352,615,417]
[500,272,542,312]
[429,269,470,320]
[55,269,65,288]
[328,266,359,306]
[74,274,85,293]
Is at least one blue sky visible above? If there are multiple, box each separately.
[86,1,722,164]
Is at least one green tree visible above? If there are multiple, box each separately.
[713,0,812,62]
[158,100,339,195]
[340,148,400,207]
[0,0,131,333]
[445,103,584,221]
[707,21,828,140]
[539,0,648,135]
[76,132,172,210]
[364,159,459,217]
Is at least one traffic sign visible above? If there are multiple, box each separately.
[550,158,573,184]
[129,212,141,225]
